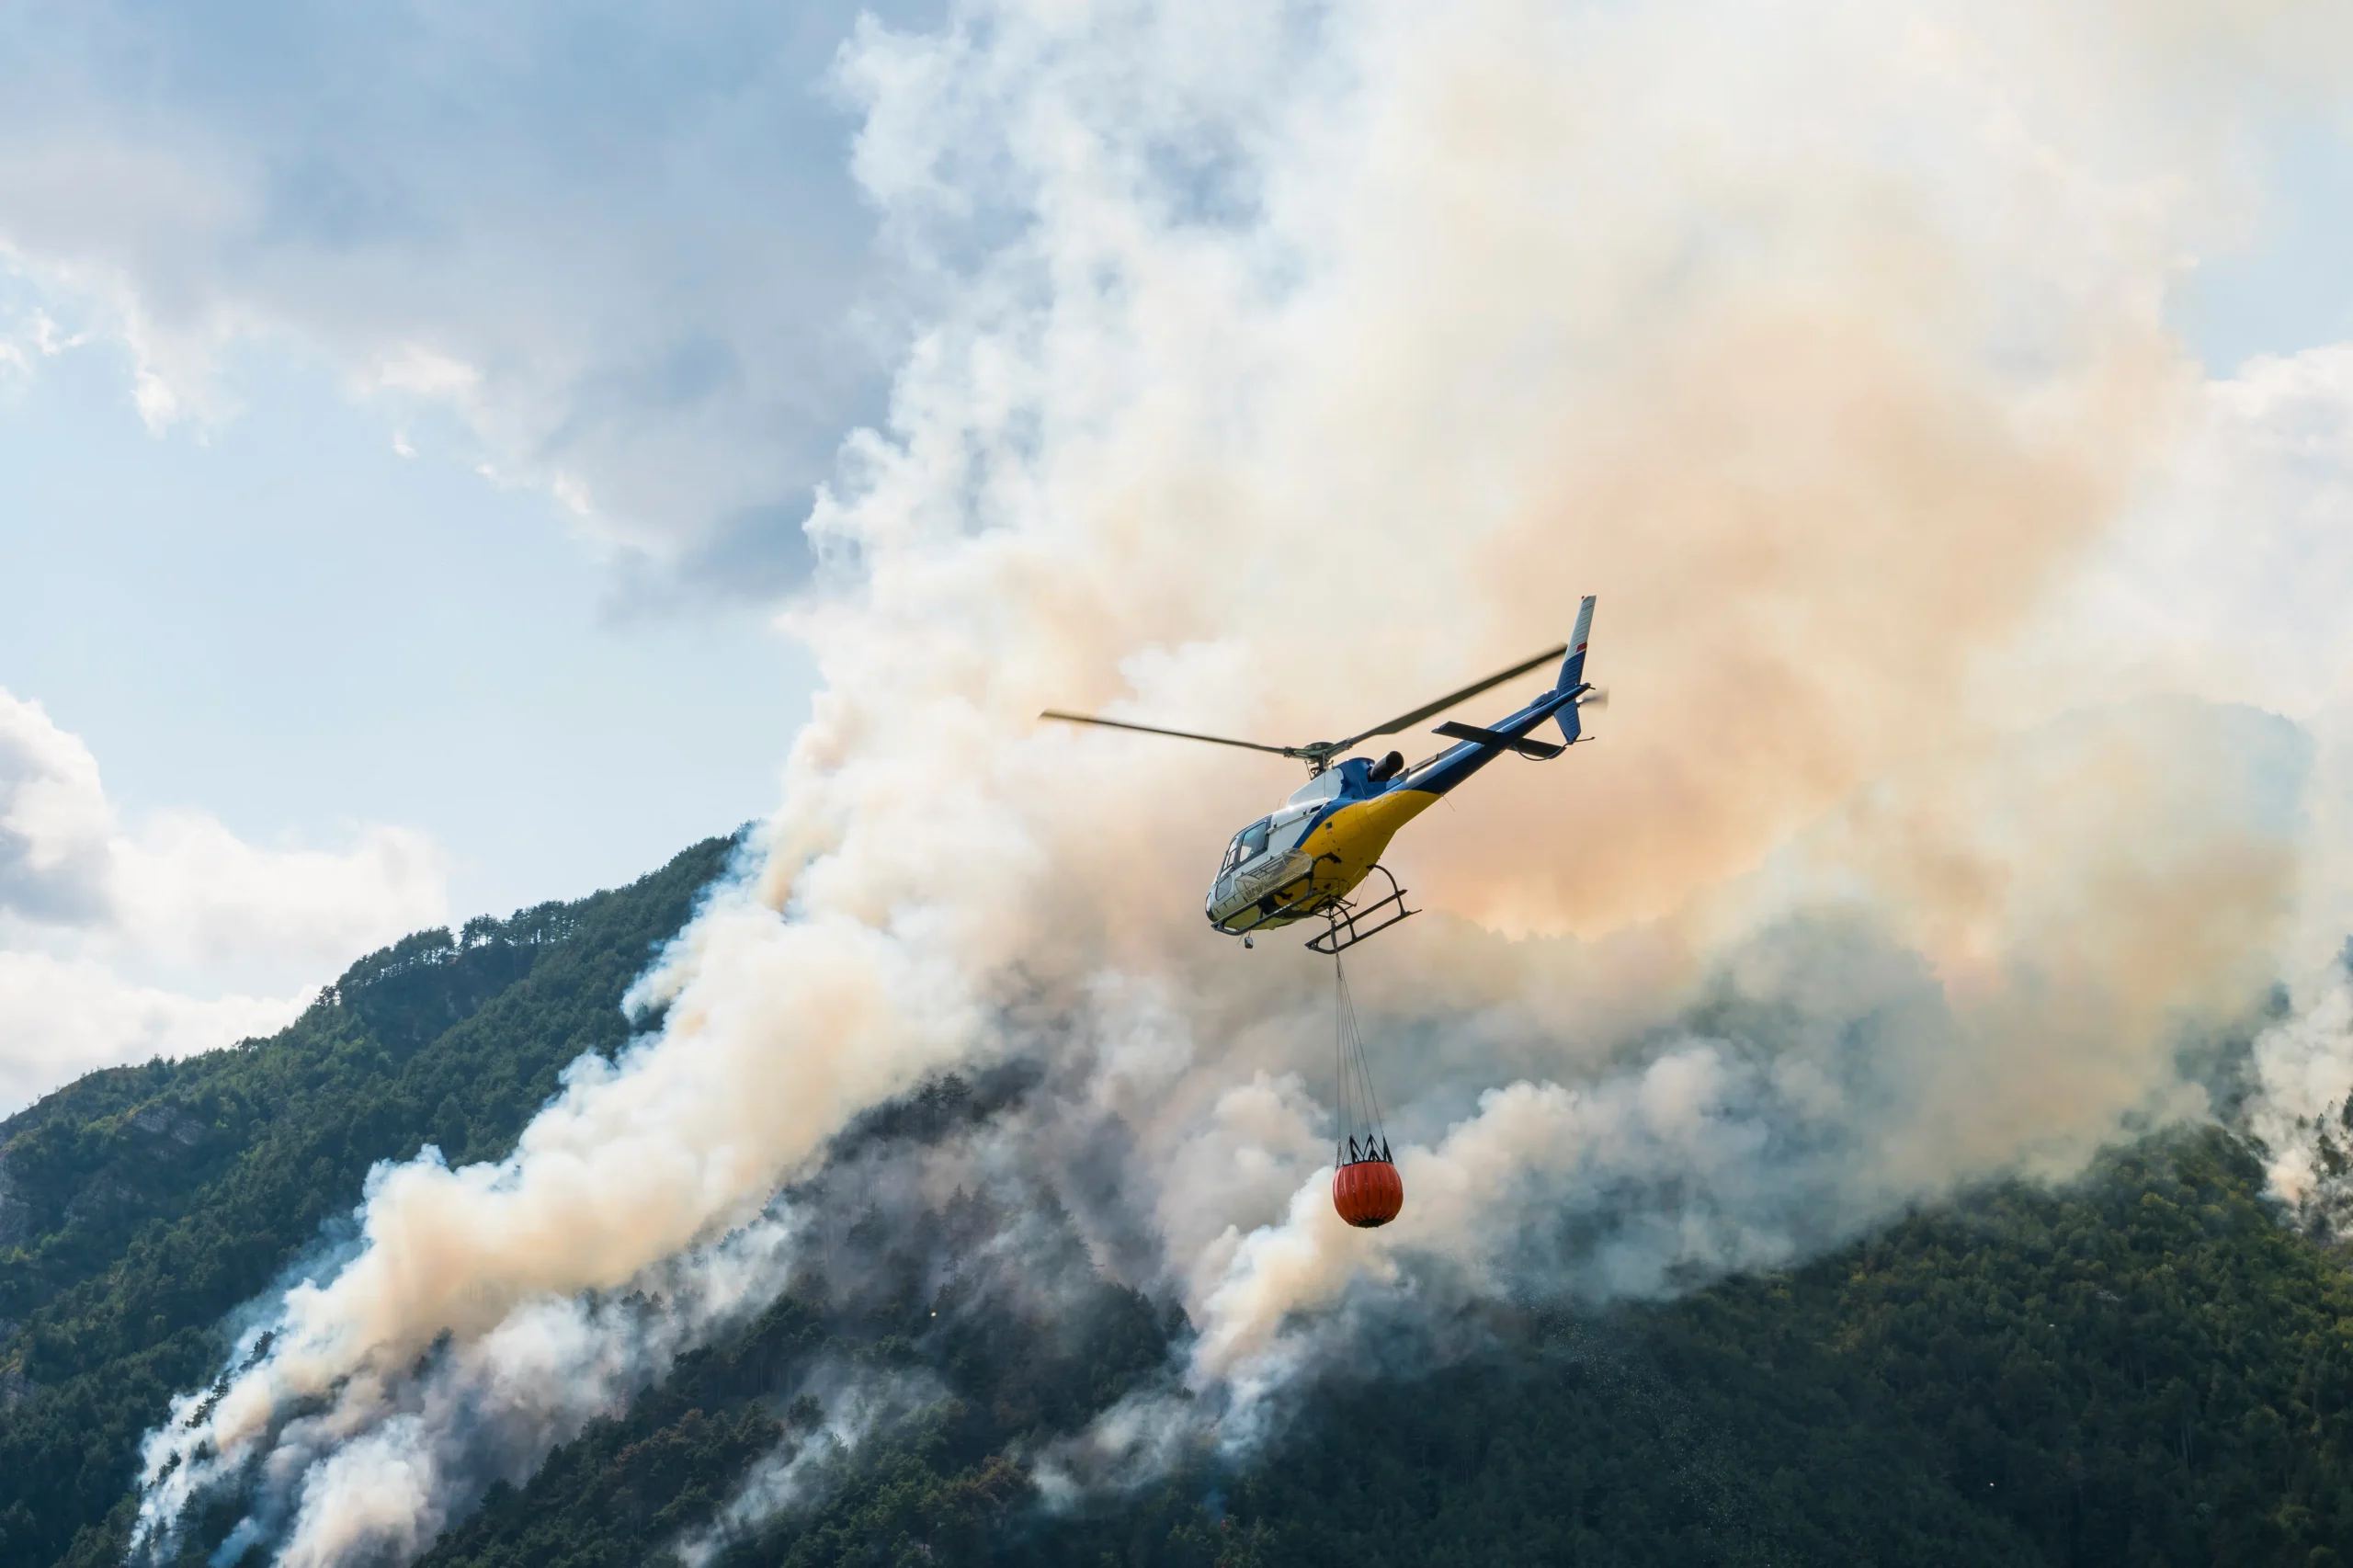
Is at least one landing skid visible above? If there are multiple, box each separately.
[1304,865,1418,956]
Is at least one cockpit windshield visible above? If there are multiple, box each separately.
[1222,818,1272,875]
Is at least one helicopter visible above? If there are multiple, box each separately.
[1043,596,1601,954]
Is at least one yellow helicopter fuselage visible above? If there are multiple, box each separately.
[1203,775,1442,934]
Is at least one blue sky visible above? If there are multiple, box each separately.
[2180,112,2353,369]
[0,0,926,929]
[0,333,813,917]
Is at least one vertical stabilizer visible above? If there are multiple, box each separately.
[1557,595,1596,745]
[1557,595,1597,691]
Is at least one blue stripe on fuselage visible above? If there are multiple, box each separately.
[1382,686,1582,800]
[1271,683,1586,836]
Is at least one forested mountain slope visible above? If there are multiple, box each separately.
[410,1129,2353,1568]
[0,837,737,1568]
[7,834,2353,1567]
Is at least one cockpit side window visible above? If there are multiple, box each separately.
[1224,818,1273,873]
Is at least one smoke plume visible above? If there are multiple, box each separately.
[132,0,2353,1562]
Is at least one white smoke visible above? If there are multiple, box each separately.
[142,1193,804,1568]
[670,1368,946,1568]
[2245,980,2353,1214]
[131,0,2353,1561]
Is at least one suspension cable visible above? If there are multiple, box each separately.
[1333,954,1390,1165]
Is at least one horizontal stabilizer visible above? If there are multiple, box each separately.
[1433,720,1564,759]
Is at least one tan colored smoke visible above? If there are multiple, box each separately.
[1436,309,2179,937]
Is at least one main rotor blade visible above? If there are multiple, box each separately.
[1039,710,1298,756]
[1324,643,1569,755]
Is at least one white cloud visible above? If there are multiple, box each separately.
[0,0,934,597]
[0,952,299,1111]
[0,684,111,921]
[0,689,447,1112]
